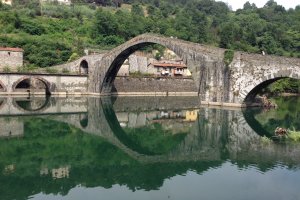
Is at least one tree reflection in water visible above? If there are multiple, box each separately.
[0,96,299,200]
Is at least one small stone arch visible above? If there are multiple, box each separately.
[13,76,52,96]
[79,60,89,74]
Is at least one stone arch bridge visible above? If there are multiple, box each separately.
[89,34,300,105]
[1,34,299,106]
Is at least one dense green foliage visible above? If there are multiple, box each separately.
[260,78,300,95]
[287,129,300,142]
[0,0,299,68]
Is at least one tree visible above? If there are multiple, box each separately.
[92,9,118,37]
[191,10,208,43]
[259,33,278,54]
[14,12,21,29]
[264,0,277,8]
[243,2,251,10]
[219,22,241,49]
[153,0,159,8]
[243,1,257,10]
[131,4,144,17]
[147,5,155,16]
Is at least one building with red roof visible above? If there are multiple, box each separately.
[153,61,191,77]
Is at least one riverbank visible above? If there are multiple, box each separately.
[280,93,300,97]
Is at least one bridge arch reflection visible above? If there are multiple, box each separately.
[13,97,51,112]
[0,96,299,165]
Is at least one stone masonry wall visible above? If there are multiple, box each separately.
[113,77,197,93]
[0,50,23,70]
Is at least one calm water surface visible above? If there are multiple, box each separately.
[0,96,299,200]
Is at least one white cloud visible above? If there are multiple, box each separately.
[218,0,300,11]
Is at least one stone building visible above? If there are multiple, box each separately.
[0,47,24,71]
[153,61,191,77]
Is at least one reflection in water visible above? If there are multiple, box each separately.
[79,114,88,128]
[14,97,50,111]
[243,96,300,138]
[0,96,299,200]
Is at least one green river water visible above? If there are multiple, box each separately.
[0,96,299,200]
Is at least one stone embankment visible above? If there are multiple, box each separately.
[113,76,198,96]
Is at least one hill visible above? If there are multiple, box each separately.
[0,0,299,69]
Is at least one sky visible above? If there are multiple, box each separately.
[218,0,300,11]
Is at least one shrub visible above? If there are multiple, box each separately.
[102,35,125,46]
[24,64,38,72]
[45,67,58,74]
[68,53,80,62]
[3,66,11,72]
[223,50,234,67]
[17,66,25,72]
[62,68,70,74]
[288,130,300,142]
[21,20,46,35]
